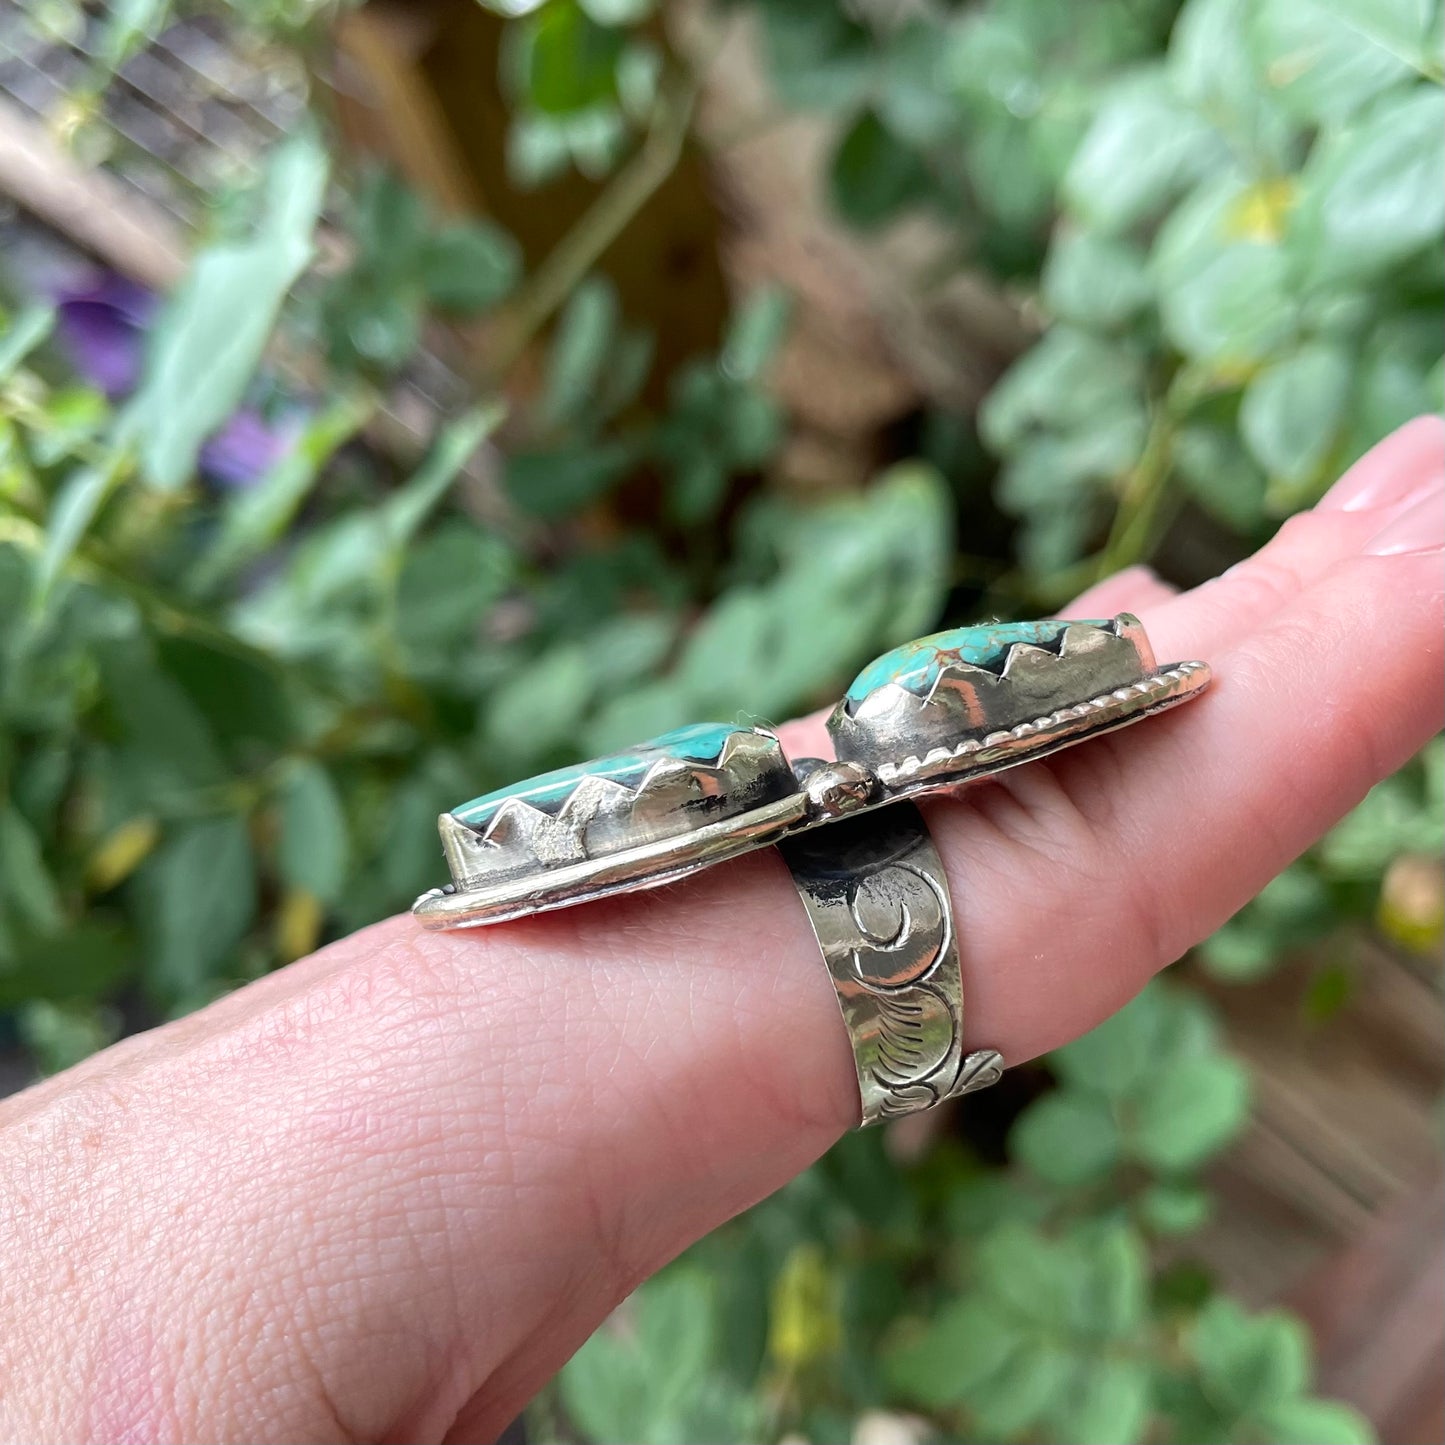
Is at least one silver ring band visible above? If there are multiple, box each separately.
[779,801,1003,1127]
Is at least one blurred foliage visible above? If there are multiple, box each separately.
[1,0,1442,1440]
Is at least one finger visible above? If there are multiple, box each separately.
[1316,413,1445,512]
[770,419,1440,772]
[1068,563,1178,616]
[1143,415,1443,662]
[923,467,1443,1064]
[3,438,1439,1445]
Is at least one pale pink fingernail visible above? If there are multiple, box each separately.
[1363,488,1445,556]
[1320,416,1445,512]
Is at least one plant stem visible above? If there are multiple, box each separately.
[1097,412,1174,581]
[485,70,697,382]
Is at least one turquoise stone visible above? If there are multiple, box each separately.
[452,721,743,828]
[844,620,1110,707]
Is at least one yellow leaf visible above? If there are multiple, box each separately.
[87,816,160,891]
[1378,854,1445,954]
[767,1244,841,1371]
[1224,178,1297,244]
[276,887,323,963]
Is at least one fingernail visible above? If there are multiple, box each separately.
[1320,416,1445,512]
[1373,474,1445,523]
[1364,489,1445,556]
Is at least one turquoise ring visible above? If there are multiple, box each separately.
[412,614,1209,929]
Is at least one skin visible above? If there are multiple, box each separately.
[0,417,1440,1445]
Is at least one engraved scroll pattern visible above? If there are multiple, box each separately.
[840,860,1002,1120]
[781,806,1004,1125]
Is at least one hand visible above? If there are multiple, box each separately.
[1,419,1440,1445]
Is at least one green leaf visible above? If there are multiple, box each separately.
[1140,1181,1214,1235]
[192,395,370,592]
[277,759,349,905]
[1250,0,1415,123]
[828,109,928,231]
[579,0,654,26]
[974,1223,1071,1325]
[396,522,514,652]
[1200,919,1284,981]
[1132,1053,1251,1171]
[880,18,962,145]
[0,804,64,935]
[1323,739,1445,874]
[35,451,128,605]
[1350,315,1445,451]
[523,2,622,114]
[635,1271,716,1414]
[1154,176,1296,364]
[583,680,695,755]
[539,278,619,428]
[1064,75,1222,232]
[1054,983,1219,1098]
[1191,1298,1313,1416]
[1292,87,1445,283]
[1066,1223,1149,1339]
[0,306,55,381]
[482,642,593,771]
[1042,231,1152,330]
[758,0,875,111]
[591,327,654,424]
[559,1325,647,1445]
[1241,341,1353,484]
[135,814,256,1002]
[333,289,423,373]
[1306,0,1442,73]
[1258,1395,1377,1444]
[1172,0,1297,162]
[419,222,521,314]
[18,997,122,1072]
[504,440,635,519]
[679,461,952,716]
[980,328,1146,451]
[95,641,227,800]
[382,406,503,547]
[720,287,792,385]
[0,924,134,1011]
[1071,1358,1152,1445]
[883,1296,1027,1407]
[350,171,427,278]
[27,386,111,468]
[156,634,295,757]
[560,1271,717,1445]
[1174,422,1269,533]
[968,1339,1074,1438]
[965,111,1060,231]
[122,132,328,490]
[505,113,573,189]
[1011,1089,1121,1185]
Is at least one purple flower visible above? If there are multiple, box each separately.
[200,407,302,489]
[53,273,156,400]
[50,269,306,489]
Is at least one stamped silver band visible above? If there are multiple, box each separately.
[778,801,1003,1127]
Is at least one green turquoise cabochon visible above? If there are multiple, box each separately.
[439,721,800,892]
[842,620,1111,708]
[451,721,747,829]
[414,613,1209,929]
[829,615,1158,775]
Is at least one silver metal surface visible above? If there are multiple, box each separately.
[779,802,1003,1126]
[413,791,807,928]
[414,613,1212,931]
